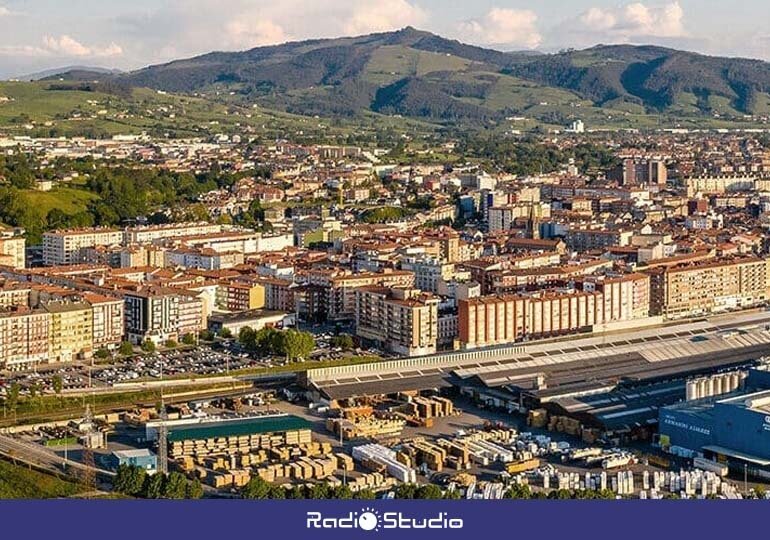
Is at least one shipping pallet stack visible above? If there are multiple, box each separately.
[547,415,582,437]
[527,409,548,429]
[326,417,406,441]
[169,428,312,458]
[400,440,448,472]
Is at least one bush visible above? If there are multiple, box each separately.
[118,341,134,356]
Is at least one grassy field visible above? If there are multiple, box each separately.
[0,459,82,499]
[364,45,472,86]
[21,187,99,216]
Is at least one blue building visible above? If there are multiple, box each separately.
[107,449,158,472]
[659,367,770,479]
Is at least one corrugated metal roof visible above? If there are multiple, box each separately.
[167,415,311,442]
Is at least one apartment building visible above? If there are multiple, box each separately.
[43,228,123,266]
[355,286,439,356]
[44,301,94,363]
[165,247,244,270]
[458,289,605,349]
[647,257,770,318]
[684,175,756,196]
[83,293,125,350]
[307,269,415,321]
[122,222,224,244]
[259,278,295,312]
[0,282,31,309]
[578,272,651,321]
[0,228,26,269]
[0,308,50,369]
[400,257,455,294]
[565,228,633,252]
[216,281,265,312]
[124,289,180,344]
[177,293,206,338]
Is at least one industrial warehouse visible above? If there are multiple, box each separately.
[659,365,770,479]
[304,311,770,442]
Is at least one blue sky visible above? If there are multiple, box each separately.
[1,1,769,77]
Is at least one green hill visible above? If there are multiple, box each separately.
[103,28,770,128]
[7,29,770,133]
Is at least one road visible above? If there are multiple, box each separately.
[0,433,114,478]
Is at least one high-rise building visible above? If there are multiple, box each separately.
[0,308,50,369]
[83,293,125,350]
[647,257,770,318]
[0,228,26,269]
[356,287,439,356]
[124,289,180,344]
[44,301,94,362]
[458,289,604,349]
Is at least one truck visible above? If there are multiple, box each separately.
[505,458,541,475]
[693,457,728,477]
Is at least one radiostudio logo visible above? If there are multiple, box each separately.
[306,507,463,532]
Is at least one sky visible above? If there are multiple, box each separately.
[1,0,770,78]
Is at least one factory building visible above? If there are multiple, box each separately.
[659,366,770,479]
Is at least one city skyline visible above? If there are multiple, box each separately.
[1,1,770,78]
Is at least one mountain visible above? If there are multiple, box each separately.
[110,28,770,124]
[505,45,770,116]
[21,28,770,128]
[14,66,123,82]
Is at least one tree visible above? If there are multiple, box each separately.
[330,484,353,499]
[118,341,134,356]
[331,334,354,350]
[268,485,286,499]
[241,477,272,499]
[220,327,233,339]
[238,327,257,351]
[5,382,20,413]
[142,472,166,499]
[415,484,443,499]
[163,472,188,499]
[307,483,331,499]
[181,333,196,346]
[286,485,306,499]
[141,340,156,353]
[394,483,418,499]
[279,329,315,361]
[51,374,63,398]
[354,488,376,500]
[444,487,462,500]
[113,464,147,496]
[185,478,204,499]
[95,348,111,359]
[164,339,177,349]
[504,484,532,499]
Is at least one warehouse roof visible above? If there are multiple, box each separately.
[167,414,311,442]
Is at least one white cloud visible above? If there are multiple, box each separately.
[0,35,123,58]
[458,8,541,49]
[576,2,686,40]
[343,0,427,35]
[41,35,123,57]
[225,19,290,48]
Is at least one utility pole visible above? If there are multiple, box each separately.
[744,463,749,497]
[157,354,168,475]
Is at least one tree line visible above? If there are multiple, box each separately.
[112,464,203,499]
[237,326,315,361]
